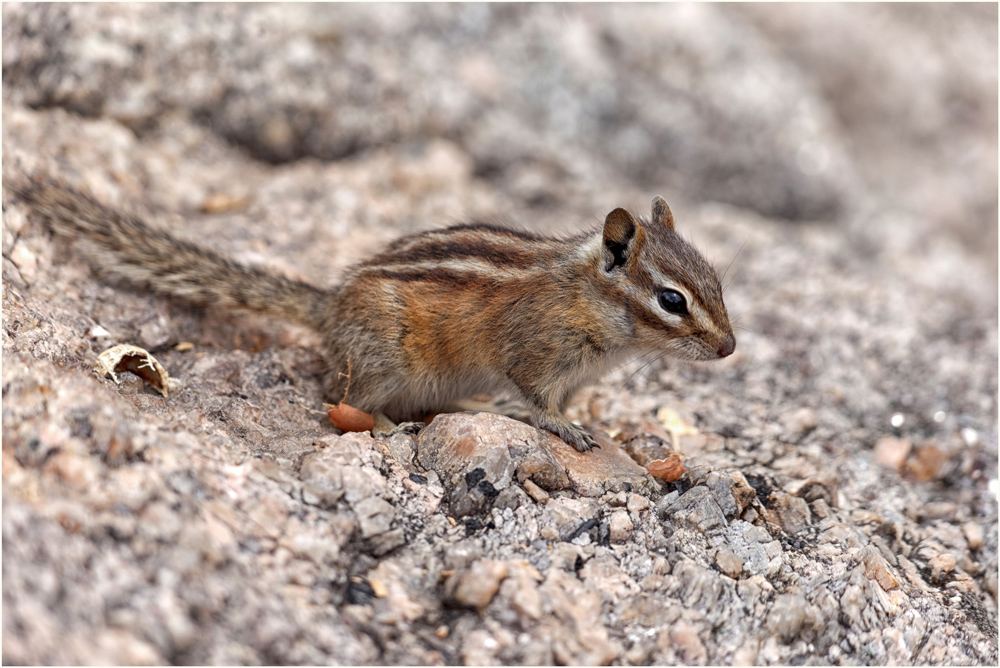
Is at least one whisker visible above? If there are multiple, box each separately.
[622,351,671,389]
[610,350,658,375]
[724,267,743,293]
[721,236,749,285]
[734,325,755,334]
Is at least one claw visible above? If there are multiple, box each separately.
[562,424,600,453]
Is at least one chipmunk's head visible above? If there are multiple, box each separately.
[599,196,735,361]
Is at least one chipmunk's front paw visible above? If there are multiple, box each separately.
[563,425,600,453]
[541,419,600,453]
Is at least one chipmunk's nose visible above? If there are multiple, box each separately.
[717,335,736,358]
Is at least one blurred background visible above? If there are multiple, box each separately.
[4,3,997,271]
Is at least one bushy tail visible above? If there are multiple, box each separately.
[11,173,330,330]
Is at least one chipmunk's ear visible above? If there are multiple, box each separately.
[602,207,643,272]
[651,196,674,230]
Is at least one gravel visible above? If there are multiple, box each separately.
[3,3,997,665]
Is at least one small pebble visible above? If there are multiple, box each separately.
[784,407,817,437]
[873,436,912,472]
[715,547,743,578]
[861,544,899,590]
[626,493,651,513]
[962,522,983,551]
[768,491,811,534]
[368,578,388,598]
[452,560,508,609]
[670,621,708,665]
[608,509,633,543]
[523,479,549,504]
[928,553,956,583]
[10,241,38,281]
[907,444,948,481]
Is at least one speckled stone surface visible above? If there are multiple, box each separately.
[3,4,997,665]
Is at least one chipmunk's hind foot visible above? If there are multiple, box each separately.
[372,413,425,438]
[446,397,533,424]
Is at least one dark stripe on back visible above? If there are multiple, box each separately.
[361,267,494,288]
[443,222,546,241]
[381,238,544,268]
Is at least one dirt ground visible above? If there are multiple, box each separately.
[3,4,997,665]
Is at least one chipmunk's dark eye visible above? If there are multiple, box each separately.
[658,289,688,316]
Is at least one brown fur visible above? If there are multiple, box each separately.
[11,173,735,452]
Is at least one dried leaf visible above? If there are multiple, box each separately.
[648,454,685,481]
[95,344,170,397]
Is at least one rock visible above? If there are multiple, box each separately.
[669,620,708,665]
[766,491,811,534]
[839,581,868,625]
[540,569,620,665]
[381,433,416,465]
[621,433,673,468]
[728,471,758,514]
[544,496,599,538]
[522,479,550,504]
[545,431,650,497]
[962,522,984,551]
[367,528,406,556]
[299,440,391,507]
[860,544,899,590]
[416,413,524,516]
[661,486,727,533]
[353,496,396,539]
[253,459,297,496]
[2,4,997,666]
[704,471,739,518]
[715,547,743,579]
[874,436,912,472]
[906,443,949,482]
[626,493,651,513]
[783,407,817,439]
[609,509,634,543]
[9,239,39,283]
[500,561,544,623]
[493,484,531,511]
[608,491,628,506]
[766,593,822,642]
[452,560,509,610]
[43,451,99,490]
[579,556,640,604]
[417,413,518,489]
[540,526,559,541]
[928,553,956,584]
[461,629,504,665]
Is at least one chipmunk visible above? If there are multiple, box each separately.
[12,174,735,452]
